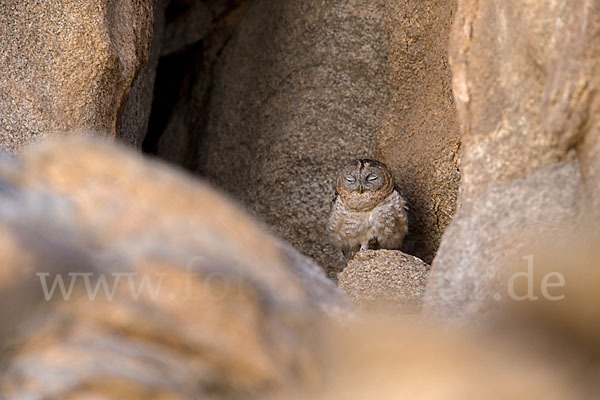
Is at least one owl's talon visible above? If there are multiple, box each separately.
[368,238,380,250]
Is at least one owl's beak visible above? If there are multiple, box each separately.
[358,183,364,194]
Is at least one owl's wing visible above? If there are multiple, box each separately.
[329,190,339,211]
[394,186,409,211]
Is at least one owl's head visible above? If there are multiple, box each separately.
[336,159,395,209]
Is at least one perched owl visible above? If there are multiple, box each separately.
[327,159,408,259]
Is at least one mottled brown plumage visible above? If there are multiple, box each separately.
[327,159,408,259]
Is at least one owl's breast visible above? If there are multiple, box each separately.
[367,190,409,248]
[327,197,369,246]
[327,190,408,251]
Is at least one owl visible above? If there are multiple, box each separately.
[327,159,408,259]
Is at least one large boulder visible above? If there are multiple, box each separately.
[0,137,347,398]
[423,162,581,319]
[449,0,600,205]
[153,0,460,275]
[188,0,392,276]
[426,0,600,319]
[0,1,154,152]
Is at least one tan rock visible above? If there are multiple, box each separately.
[311,318,580,400]
[449,0,600,206]
[502,237,600,360]
[539,1,600,219]
[377,0,460,263]
[423,162,581,319]
[428,0,600,319]
[0,0,154,152]
[150,0,462,272]
[152,0,252,168]
[0,136,347,398]
[320,240,600,399]
[0,139,597,398]
[119,0,168,148]
[157,0,391,276]
[317,239,600,399]
[338,250,429,313]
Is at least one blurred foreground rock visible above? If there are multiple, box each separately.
[318,239,600,399]
[503,241,600,361]
[314,319,581,400]
[0,137,346,398]
[338,250,429,313]
[0,137,599,398]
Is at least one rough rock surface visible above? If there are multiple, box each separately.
[118,0,168,147]
[158,0,391,277]
[377,0,460,263]
[423,162,581,319]
[338,250,430,313]
[449,0,600,206]
[118,0,222,148]
[538,0,600,219]
[0,0,154,153]
[148,0,461,274]
[425,0,600,320]
[160,0,213,56]
[0,137,348,398]
[150,0,252,167]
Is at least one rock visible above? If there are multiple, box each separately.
[500,238,600,360]
[428,0,600,320]
[118,0,168,148]
[152,0,460,274]
[277,240,352,316]
[119,0,220,148]
[0,0,154,153]
[377,0,460,263]
[338,250,430,313]
[156,0,391,276]
[150,0,252,167]
[449,0,600,206]
[538,1,600,219]
[0,139,595,399]
[0,136,348,398]
[313,318,579,400]
[423,162,581,319]
[160,0,213,56]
